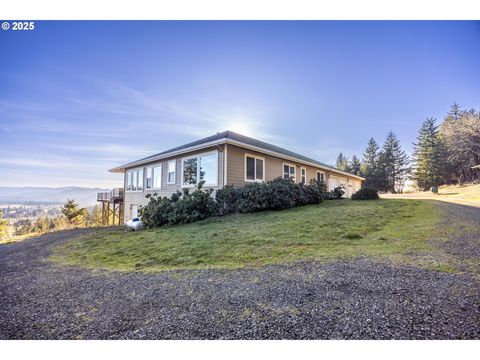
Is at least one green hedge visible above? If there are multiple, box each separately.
[141,183,217,229]
[141,178,333,229]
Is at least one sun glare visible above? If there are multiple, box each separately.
[223,116,257,136]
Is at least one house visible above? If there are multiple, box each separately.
[109,131,364,222]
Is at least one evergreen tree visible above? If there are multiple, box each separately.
[61,199,88,227]
[350,155,361,176]
[380,132,410,193]
[336,152,351,172]
[412,118,446,190]
[361,138,382,190]
[446,102,463,122]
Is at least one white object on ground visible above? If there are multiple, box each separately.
[126,217,143,231]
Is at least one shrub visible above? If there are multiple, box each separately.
[215,185,240,215]
[297,179,327,205]
[141,194,174,229]
[265,177,299,210]
[236,182,272,213]
[141,182,217,229]
[332,186,345,199]
[168,185,217,224]
[351,187,379,200]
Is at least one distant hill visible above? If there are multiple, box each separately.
[0,187,110,206]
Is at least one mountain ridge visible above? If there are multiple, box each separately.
[0,186,112,206]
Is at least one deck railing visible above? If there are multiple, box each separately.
[97,187,124,202]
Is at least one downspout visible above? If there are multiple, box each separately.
[223,143,228,187]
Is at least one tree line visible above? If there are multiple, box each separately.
[336,103,479,192]
[5,199,104,238]
[336,131,409,193]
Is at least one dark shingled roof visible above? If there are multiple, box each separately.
[112,130,357,177]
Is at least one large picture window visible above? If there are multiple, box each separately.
[153,166,162,189]
[245,155,264,182]
[200,153,217,185]
[283,164,296,181]
[182,151,218,187]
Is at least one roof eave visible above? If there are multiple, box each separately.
[108,137,365,181]
[108,138,228,173]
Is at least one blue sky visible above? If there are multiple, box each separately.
[1,21,479,187]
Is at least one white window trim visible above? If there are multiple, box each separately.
[167,160,176,185]
[152,165,162,190]
[244,153,266,183]
[126,167,145,193]
[300,167,307,184]
[316,170,326,183]
[181,150,219,188]
[283,162,296,182]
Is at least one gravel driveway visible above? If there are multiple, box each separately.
[1,202,479,339]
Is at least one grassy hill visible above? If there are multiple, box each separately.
[52,199,452,272]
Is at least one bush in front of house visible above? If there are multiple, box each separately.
[142,177,334,229]
[332,186,345,199]
[236,181,273,213]
[264,177,300,210]
[141,194,174,228]
[297,179,327,205]
[215,185,239,215]
[141,182,217,228]
[168,185,217,224]
[217,177,326,214]
[351,187,379,200]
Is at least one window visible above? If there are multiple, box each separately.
[153,166,162,189]
[245,155,264,182]
[301,167,306,184]
[200,153,217,185]
[183,158,198,186]
[137,169,144,191]
[126,168,147,192]
[182,151,218,187]
[132,170,137,191]
[167,160,176,184]
[283,164,296,181]
[316,171,325,183]
[146,167,153,189]
[127,171,133,191]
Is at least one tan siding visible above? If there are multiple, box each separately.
[226,144,361,197]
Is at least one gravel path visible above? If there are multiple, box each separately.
[1,203,479,339]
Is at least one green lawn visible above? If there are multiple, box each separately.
[51,199,448,272]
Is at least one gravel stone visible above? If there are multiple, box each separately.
[0,204,479,339]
